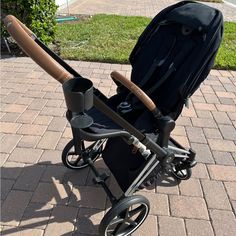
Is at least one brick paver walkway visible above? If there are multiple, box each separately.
[59,0,236,22]
[0,57,236,235]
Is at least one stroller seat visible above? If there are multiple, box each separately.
[67,93,133,141]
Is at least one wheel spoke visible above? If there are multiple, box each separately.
[124,208,130,219]
[126,218,138,226]
[68,151,76,155]
[178,170,185,177]
[114,207,142,235]
[129,205,146,217]
[107,227,118,233]
[72,156,82,166]
[109,217,124,226]
[115,222,129,235]
[117,208,129,219]
[81,141,85,150]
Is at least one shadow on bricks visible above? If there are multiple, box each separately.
[1,160,179,235]
[1,161,104,235]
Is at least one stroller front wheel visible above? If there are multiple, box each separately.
[62,140,102,169]
[99,195,150,236]
[171,166,192,180]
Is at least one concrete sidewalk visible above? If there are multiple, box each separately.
[1,57,236,235]
[59,0,236,22]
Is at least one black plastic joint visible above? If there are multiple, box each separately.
[93,173,110,184]
[188,148,196,161]
[152,107,162,119]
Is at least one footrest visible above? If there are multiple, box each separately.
[93,173,110,184]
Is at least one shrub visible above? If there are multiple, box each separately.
[1,0,58,44]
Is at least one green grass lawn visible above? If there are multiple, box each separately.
[214,22,236,70]
[55,15,236,70]
[55,15,150,64]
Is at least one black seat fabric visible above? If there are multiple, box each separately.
[87,107,121,130]
[86,94,123,132]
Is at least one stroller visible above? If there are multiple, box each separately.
[4,1,223,235]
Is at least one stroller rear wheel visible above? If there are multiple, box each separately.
[62,140,102,169]
[99,195,149,236]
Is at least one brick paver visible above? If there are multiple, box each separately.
[59,0,236,22]
[203,127,222,139]
[208,165,236,181]
[1,37,236,236]
[1,227,44,236]
[210,209,236,236]
[1,162,25,180]
[186,127,207,144]
[179,178,203,197]
[0,122,21,134]
[38,150,62,165]
[191,163,210,179]
[75,207,104,235]
[201,179,231,210]
[44,205,78,236]
[68,186,107,209]
[17,124,47,136]
[19,203,53,229]
[13,164,46,191]
[213,151,235,166]
[17,135,41,148]
[159,216,186,236]
[37,131,61,150]
[185,219,214,236]
[8,147,43,164]
[191,143,214,164]
[224,182,236,200]
[133,215,158,236]
[140,192,169,216]
[1,190,32,226]
[31,182,71,205]
[1,179,14,201]
[169,195,209,220]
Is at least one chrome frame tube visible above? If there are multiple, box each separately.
[168,145,190,154]
[124,154,159,196]
[174,154,189,158]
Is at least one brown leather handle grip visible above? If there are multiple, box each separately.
[111,71,157,112]
[3,15,73,84]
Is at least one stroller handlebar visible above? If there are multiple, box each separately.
[110,71,157,113]
[3,15,161,117]
[3,15,73,84]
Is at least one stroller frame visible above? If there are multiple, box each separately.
[4,14,197,236]
[35,35,196,196]
[55,43,197,236]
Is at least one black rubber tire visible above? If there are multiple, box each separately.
[99,195,150,236]
[61,140,101,170]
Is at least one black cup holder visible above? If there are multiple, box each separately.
[63,78,94,129]
[63,77,93,113]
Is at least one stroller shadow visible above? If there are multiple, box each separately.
[141,171,180,192]
[156,172,180,187]
[1,160,109,235]
[1,159,179,235]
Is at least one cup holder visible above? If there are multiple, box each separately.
[63,77,94,129]
[62,77,93,113]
